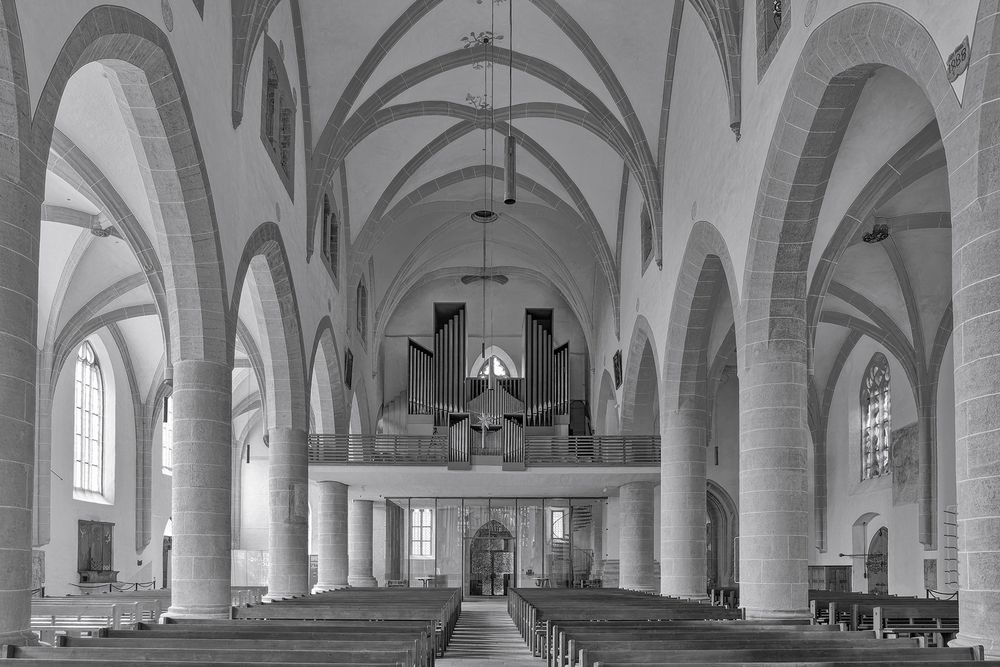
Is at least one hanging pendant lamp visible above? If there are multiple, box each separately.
[503,0,516,205]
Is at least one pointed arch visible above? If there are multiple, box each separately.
[229,222,308,431]
[307,316,349,435]
[596,369,619,436]
[33,5,230,365]
[620,315,660,435]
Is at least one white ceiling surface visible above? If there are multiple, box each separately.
[44,172,100,216]
[311,465,659,500]
[346,0,622,125]
[296,1,660,340]
[36,223,84,344]
[561,0,675,150]
[54,62,156,244]
[115,316,165,394]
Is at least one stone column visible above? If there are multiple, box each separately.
[264,427,309,600]
[661,411,707,597]
[619,482,656,592]
[313,481,349,592]
[738,353,809,619]
[0,176,41,645]
[348,499,377,587]
[167,359,232,618]
[949,20,1000,654]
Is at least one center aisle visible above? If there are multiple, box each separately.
[438,596,543,667]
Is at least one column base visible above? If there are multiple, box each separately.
[164,606,233,620]
[262,592,306,603]
[311,583,349,593]
[742,607,811,621]
[951,633,1000,660]
[0,630,39,646]
[348,576,377,587]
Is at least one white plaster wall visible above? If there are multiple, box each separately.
[42,334,140,595]
[240,434,270,552]
[708,375,740,507]
[819,338,926,596]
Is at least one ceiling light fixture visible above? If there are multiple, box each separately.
[503,0,516,205]
[863,222,889,244]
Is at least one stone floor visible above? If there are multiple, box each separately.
[437,597,542,666]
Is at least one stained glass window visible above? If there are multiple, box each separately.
[477,355,509,379]
[74,341,104,494]
[860,353,891,480]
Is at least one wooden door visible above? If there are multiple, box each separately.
[867,527,888,594]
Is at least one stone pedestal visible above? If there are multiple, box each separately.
[348,499,377,587]
[313,481,349,592]
[738,355,809,619]
[619,482,656,592]
[0,178,41,645]
[265,427,309,600]
[166,359,233,618]
[661,411,707,598]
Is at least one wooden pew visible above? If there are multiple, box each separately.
[2,645,412,665]
[873,602,960,647]
[29,601,138,643]
[233,587,461,655]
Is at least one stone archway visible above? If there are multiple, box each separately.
[738,3,960,621]
[620,316,660,435]
[659,221,740,598]
[26,6,232,622]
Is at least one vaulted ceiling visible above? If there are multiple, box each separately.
[284,0,702,340]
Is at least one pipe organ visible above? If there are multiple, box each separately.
[406,303,574,462]
[407,340,433,414]
[554,342,570,416]
[433,304,466,426]
[525,309,554,426]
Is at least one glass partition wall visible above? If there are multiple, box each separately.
[385,497,607,596]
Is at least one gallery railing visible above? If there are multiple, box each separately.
[523,435,660,465]
[308,434,448,464]
[307,433,659,466]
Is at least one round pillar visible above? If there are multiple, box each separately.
[265,427,309,600]
[949,98,1000,658]
[348,499,377,587]
[313,481,349,592]
[738,353,809,619]
[167,359,233,618]
[0,177,41,645]
[661,411,707,597]
[619,481,656,592]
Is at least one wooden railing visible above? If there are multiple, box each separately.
[308,433,448,464]
[523,435,660,465]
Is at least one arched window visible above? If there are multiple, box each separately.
[860,353,891,480]
[279,104,293,177]
[477,355,510,379]
[640,207,653,267]
[74,341,104,494]
[264,60,278,146]
[259,36,295,195]
[357,280,368,345]
[322,194,339,280]
[162,395,174,474]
